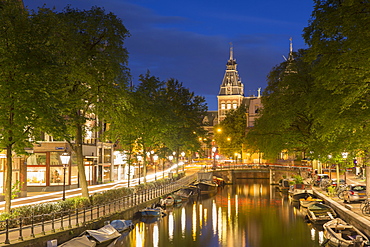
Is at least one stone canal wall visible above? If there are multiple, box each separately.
[313,188,370,238]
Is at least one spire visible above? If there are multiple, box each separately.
[229,42,233,60]
[288,37,294,61]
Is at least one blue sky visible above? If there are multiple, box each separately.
[23,0,314,110]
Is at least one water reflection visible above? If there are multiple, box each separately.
[109,178,323,247]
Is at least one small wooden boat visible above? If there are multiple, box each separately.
[139,207,166,217]
[277,178,292,193]
[174,185,199,199]
[82,224,121,245]
[58,235,96,247]
[306,203,336,224]
[161,194,183,207]
[299,196,323,208]
[323,218,370,247]
[192,180,218,196]
[110,219,134,232]
[288,183,313,200]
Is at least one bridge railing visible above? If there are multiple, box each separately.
[209,163,311,171]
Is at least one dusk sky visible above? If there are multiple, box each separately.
[23,0,314,111]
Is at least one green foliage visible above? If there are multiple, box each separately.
[293,175,304,184]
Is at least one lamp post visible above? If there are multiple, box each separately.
[60,152,71,201]
[342,152,348,184]
[169,155,173,179]
[212,147,216,170]
[137,155,142,184]
[153,154,158,180]
[181,151,185,173]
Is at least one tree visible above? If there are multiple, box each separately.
[303,0,370,194]
[214,104,247,159]
[160,78,207,165]
[0,1,74,213]
[48,6,130,198]
[246,49,322,160]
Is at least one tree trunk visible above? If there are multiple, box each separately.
[76,123,89,198]
[4,146,12,213]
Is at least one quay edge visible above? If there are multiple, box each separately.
[313,188,370,238]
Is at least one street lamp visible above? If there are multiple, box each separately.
[342,152,348,184]
[169,155,173,179]
[212,147,217,169]
[137,155,142,184]
[328,154,332,179]
[181,152,185,172]
[60,152,71,201]
[153,154,158,180]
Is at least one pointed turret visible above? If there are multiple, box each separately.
[219,43,244,96]
[285,37,297,74]
[217,44,245,123]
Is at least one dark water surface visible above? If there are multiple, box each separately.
[108,179,323,247]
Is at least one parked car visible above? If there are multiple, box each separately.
[343,185,367,203]
[313,174,330,186]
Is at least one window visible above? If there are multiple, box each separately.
[221,103,225,110]
[27,167,46,185]
[27,153,46,165]
[233,103,237,109]
[227,103,231,109]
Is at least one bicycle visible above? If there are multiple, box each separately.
[362,201,370,216]
[361,198,370,211]
[319,178,332,190]
[336,184,350,200]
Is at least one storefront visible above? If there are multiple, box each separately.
[26,151,78,191]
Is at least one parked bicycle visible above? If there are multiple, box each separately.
[336,184,350,200]
[361,199,370,216]
[319,178,332,190]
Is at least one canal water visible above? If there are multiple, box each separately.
[107,178,324,247]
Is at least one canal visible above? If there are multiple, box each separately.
[107,178,324,247]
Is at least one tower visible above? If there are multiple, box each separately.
[217,44,245,123]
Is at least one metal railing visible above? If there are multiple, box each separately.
[0,173,197,245]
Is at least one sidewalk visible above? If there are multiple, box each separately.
[312,171,370,237]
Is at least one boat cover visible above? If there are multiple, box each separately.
[58,235,96,247]
[84,224,121,243]
[110,220,133,232]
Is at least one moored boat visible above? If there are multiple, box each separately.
[174,185,199,199]
[58,235,96,247]
[323,218,370,247]
[277,178,292,193]
[306,203,336,224]
[192,180,218,196]
[288,183,313,198]
[110,219,134,232]
[299,196,323,208]
[139,207,166,217]
[82,224,121,245]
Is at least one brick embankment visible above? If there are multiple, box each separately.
[313,187,370,238]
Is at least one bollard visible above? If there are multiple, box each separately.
[83,207,86,226]
[41,215,45,235]
[18,217,23,241]
[31,215,35,238]
[5,219,10,244]
[51,212,55,232]
[76,208,79,227]
[60,212,64,231]
[68,209,72,228]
